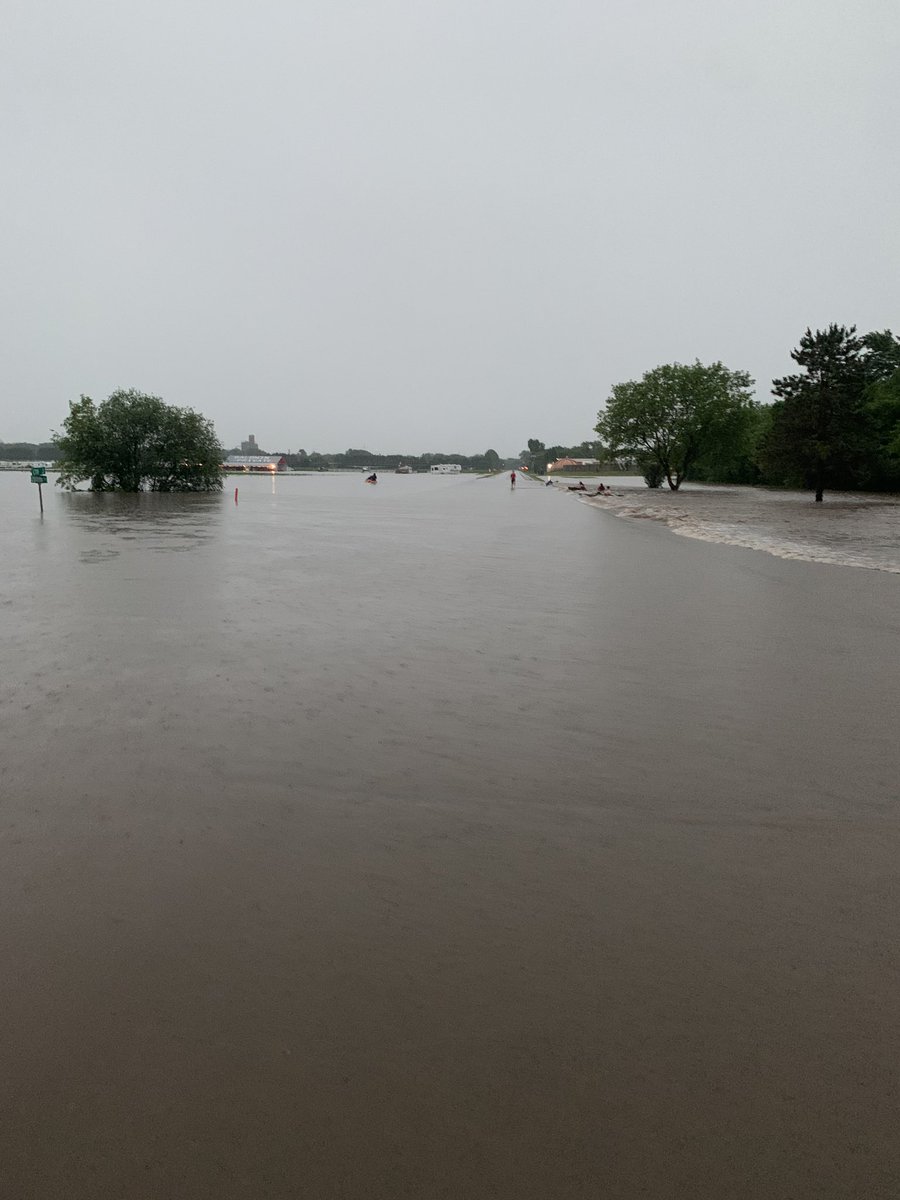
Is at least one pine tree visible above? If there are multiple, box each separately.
[762,326,869,501]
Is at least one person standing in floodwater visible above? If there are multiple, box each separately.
[510,470,517,488]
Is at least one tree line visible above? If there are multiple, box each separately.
[233,447,514,473]
[590,325,900,500]
[0,441,59,461]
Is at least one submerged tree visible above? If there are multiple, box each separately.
[595,361,756,491]
[54,389,223,492]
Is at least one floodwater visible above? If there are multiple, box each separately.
[577,477,900,573]
[2,471,899,1198]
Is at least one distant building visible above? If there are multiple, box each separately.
[430,463,462,474]
[224,454,287,473]
[240,434,260,454]
[546,457,599,473]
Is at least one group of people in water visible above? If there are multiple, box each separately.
[509,471,612,496]
[565,480,611,496]
[538,477,614,496]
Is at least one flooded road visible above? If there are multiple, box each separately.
[2,471,899,1198]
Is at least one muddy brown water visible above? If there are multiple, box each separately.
[2,472,899,1198]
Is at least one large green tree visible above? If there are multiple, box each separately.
[55,389,223,492]
[595,361,756,491]
[760,326,872,501]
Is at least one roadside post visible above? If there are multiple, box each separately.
[31,465,48,515]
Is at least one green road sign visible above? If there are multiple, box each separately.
[31,468,48,483]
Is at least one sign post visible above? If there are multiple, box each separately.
[31,466,48,515]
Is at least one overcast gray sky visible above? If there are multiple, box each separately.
[2,0,897,454]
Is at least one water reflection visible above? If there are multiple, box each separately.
[59,489,223,550]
